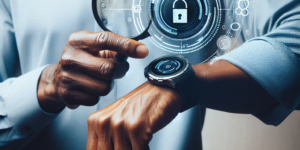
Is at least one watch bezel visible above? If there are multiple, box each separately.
[145,55,192,88]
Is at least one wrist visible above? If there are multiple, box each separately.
[146,81,183,113]
[38,65,65,113]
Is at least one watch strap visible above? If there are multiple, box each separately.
[177,71,201,112]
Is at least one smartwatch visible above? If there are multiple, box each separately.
[144,55,200,112]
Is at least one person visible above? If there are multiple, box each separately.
[0,0,299,150]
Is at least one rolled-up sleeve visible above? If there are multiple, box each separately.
[215,2,300,126]
[0,0,59,149]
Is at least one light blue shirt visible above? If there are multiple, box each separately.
[0,0,299,149]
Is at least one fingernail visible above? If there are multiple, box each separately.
[136,45,149,58]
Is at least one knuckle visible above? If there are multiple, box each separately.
[68,32,85,47]
[144,135,152,143]
[53,65,62,79]
[60,53,76,67]
[59,72,74,84]
[119,38,131,54]
[88,114,97,124]
[97,115,109,124]
[68,33,78,47]
[61,88,71,98]
[111,116,123,125]
[59,88,74,104]
[96,115,111,128]
[95,31,110,47]
[143,128,153,142]
[58,87,65,97]
[112,119,124,130]
[127,122,142,133]
[97,61,115,79]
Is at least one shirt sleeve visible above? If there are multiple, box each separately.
[215,1,300,126]
[0,0,59,149]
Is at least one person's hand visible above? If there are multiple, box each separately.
[86,82,182,150]
[37,31,148,113]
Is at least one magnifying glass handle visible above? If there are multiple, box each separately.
[114,53,128,62]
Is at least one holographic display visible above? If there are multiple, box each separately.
[93,0,252,56]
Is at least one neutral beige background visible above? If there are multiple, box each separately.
[202,109,300,150]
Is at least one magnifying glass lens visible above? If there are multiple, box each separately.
[93,0,151,39]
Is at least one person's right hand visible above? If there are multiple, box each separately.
[37,31,148,113]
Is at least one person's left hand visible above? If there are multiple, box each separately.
[86,82,182,150]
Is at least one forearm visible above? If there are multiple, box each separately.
[193,60,279,114]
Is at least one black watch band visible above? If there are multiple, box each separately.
[176,66,200,112]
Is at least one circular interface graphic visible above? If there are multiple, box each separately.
[94,0,251,56]
[147,0,223,54]
[217,35,232,51]
[152,59,184,75]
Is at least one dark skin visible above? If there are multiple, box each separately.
[38,31,149,113]
[37,31,279,150]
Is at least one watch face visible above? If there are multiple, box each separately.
[151,58,184,75]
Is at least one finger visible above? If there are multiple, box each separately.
[97,128,114,150]
[94,111,114,150]
[86,132,98,150]
[98,50,128,62]
[113,137,131,150]
[58,87,99,107]
[68,31,149,58]
[87,121,98,150]
[131,142,150,150]
[61,50,129,80]
[66,104,80,109]
[129,135,151,150]
[129,130,152,150]
[59,71,114,96]
[97,139,114,150]
[112,123,131,150]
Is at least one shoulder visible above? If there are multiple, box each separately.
[252,0,300,35]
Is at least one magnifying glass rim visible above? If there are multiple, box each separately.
[92,0,153,41]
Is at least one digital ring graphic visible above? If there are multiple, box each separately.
[235,0,249,16]
[217,35,232,51]
[94,0,251,56]
[154,59,182,75]
[145,0,223,54]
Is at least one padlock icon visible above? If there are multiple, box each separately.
[173,0,188,23]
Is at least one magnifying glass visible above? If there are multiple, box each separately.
[92,0,154,61]
[92,0,225,63]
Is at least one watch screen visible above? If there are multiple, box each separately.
[152,58,184,75]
